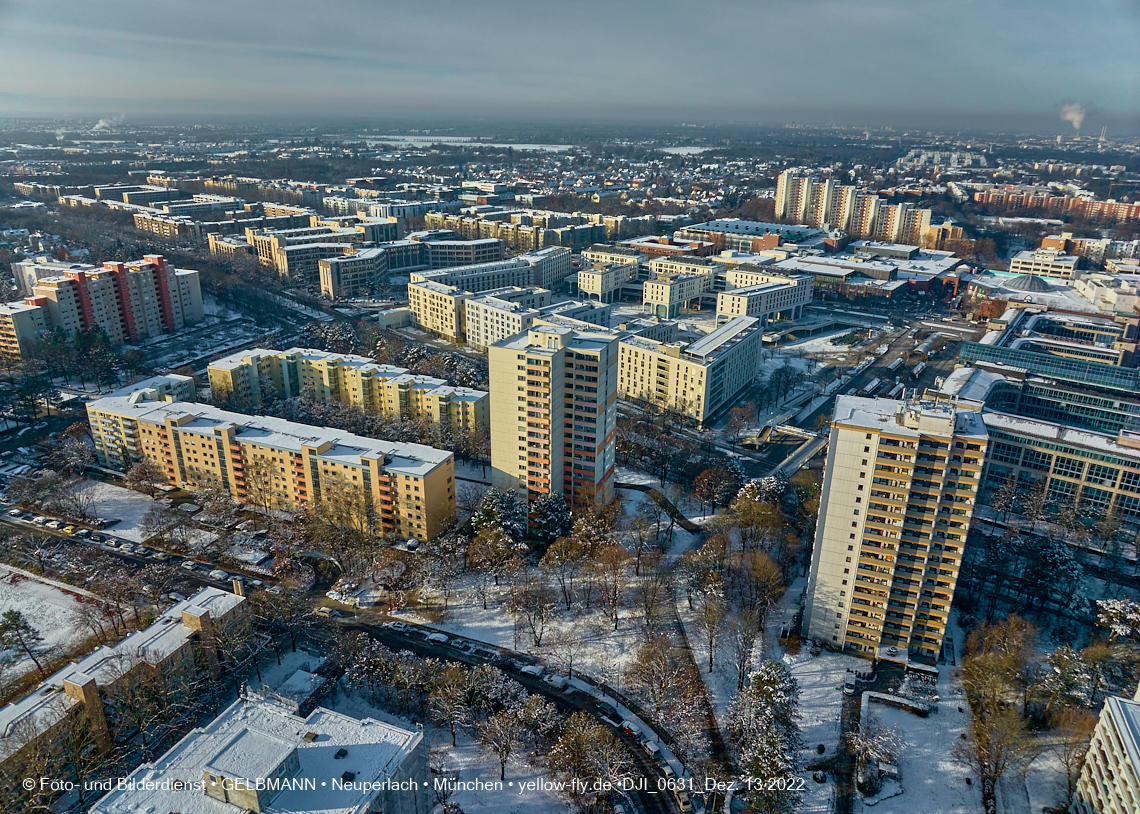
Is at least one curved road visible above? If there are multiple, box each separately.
[346,619,680,814]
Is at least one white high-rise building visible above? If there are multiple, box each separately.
[803,396,987,664]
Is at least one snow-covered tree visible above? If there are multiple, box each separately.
[1038,646,1094,713]
[472,488,527,542]
[726,661,803,813]
[530,491,571,543]
[848,712,905,794]
[1097,598,1140,640]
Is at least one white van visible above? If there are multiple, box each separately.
[642,740,661,759]
[543,674,568,690]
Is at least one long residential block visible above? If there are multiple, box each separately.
[87,388,456,540]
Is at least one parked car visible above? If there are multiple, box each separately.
[386,621,409,633]
[45,520,62,529]
[32,516,48,525]
[88,533,104,542]
[543,674,568,690]
[152,552,170,561]
[659,762,676,779]
[620,720,642,738]
[843,674,857,696]
[119,543,136,554]
[180,559,197,570]
[60,525,76,534]
[207,569,229,581]
[426,632,449,644]
[674,789,693,813]
[448,639,468,651]
[642,740,661,759]
[520,665,545,679]
[7,508,21,517]
[596,701,618,718]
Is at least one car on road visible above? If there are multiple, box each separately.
[152,551,170,561]
[45,520,62,529]
[596,701,618,718]
[314,607,331,618]
[7,509,21,517]
[120,543,136,554]
[385,621,409,632]
[60,526,76,535]
[674,789,693,812]
[520,665,544,679]
[426,632,449,644]
[659,762,676,779]
[180,560,197,570]
[448,638,468,651]
[207,569,229,581]
[32,516,48,525]
[843,674,857,695]
[621,720,642,738]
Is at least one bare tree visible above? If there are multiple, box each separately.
[695,589,727,673]
[478,708,524,781]
[1052,708,1097,811]
[725,610,762,691]
[546,625,587,679]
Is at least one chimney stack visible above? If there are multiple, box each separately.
[231,577,245,597]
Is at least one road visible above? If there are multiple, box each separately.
[347,619,679,814]
[0,511,266,594]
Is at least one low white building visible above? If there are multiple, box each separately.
[90,695,429,814]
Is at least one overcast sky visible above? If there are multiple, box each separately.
[1,0,1137,134]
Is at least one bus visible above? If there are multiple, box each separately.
[861,377,882,395]
[887,382,905,398]
[912,361,927,378]
[887,358,903,373]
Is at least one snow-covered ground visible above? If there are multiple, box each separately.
[0,568,89,678]
[332,689,574,814]
[395,580,649,690]
[787,649,865,761]
[73,479,161,542]
[864,702,980,814]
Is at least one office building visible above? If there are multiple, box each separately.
[581,244,647,268]
[87,388,456,540]
[407,281,470,342]
[318,247,388,299]
[409,258,535,292]
[675,218,829,252]
[89,695,428,814]
[578,263,636,304]
[716,279,810,325]
[462,287,553,351]
[1072,685,1140,814]
[208,348,487,432]
[488,325,618,510]
[803,396,987,663]
[1008,248,1081,280]
[643,273,711,319]
[617,316,763,423]
[0,587,245,775]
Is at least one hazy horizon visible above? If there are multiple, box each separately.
[1,0,1138,137]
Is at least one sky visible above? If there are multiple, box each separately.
[1,0,1138,134]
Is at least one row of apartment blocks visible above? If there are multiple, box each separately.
[423,208,691,252]
[206,347,487,431]
[775,170,947,246]
[0,585,247,775]
[0,255,204,359]
[973,186,1140,223]
[86,378,456,541]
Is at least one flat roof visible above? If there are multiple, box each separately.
[684,316,760,358]
[90,697,422,814]
[88,396,451,478]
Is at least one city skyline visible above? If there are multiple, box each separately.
[0,0,1137,134]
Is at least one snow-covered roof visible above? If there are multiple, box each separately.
[90,697,423,814]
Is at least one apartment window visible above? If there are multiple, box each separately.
[848,545,854,551]
[845,557,851,562]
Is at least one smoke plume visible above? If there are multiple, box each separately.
[1060,103,1085,132]
[92,115,124,132]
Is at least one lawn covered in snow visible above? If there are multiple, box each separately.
[0,568,90,679]
[73,479,161,542]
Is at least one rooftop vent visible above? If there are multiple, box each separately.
[334,748,348,760]
[341,772,355,783]
[303,731,318,743]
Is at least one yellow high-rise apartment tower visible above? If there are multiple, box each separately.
[488,325,618,511]
[803,396,987,664]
